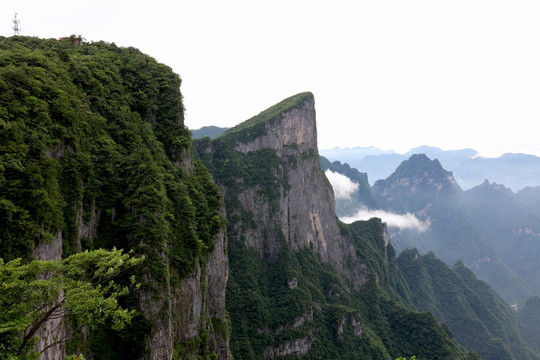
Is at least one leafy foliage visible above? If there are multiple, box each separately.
[0,248,142,360]
[0,36,224,358]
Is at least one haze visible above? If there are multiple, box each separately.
[3,0,540,158]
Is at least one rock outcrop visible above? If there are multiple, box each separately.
[195,93,375,358]
[204,93,369,291]
[32,232,67,360]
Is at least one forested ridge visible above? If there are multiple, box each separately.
[0,36,226,359]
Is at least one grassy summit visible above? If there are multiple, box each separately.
[223,91,314,142]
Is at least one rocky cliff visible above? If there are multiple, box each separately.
[195,93,469,359]
[197,93,369,290]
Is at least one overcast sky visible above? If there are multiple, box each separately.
[2,1,540,157]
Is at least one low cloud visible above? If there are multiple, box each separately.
[340,208,429,232]
[325,170,359,200]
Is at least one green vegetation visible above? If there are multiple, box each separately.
[222,220,470,360]
[0,36,224,358]
[0,248,142,360]
[397,249,540,360]
[222,92,313,143]
[518,296,540,353]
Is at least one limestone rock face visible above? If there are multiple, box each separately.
[262,337,312,359]
[141,162,230,360]
[172,212,230,360]
[216,94,369,290]
[32,159,230,360]
[33,232,67,360]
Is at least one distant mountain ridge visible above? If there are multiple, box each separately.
[320,145,540,192]
[191,125,230,139]
[322,153,540,304]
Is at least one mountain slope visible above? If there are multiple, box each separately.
[195,93,471,359]
[463,181,540,297]
[369,154,531,303]
[397,250,539,360]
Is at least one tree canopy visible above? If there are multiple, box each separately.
[0,248,142,360]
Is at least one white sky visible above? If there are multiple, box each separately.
[2,0,540,157]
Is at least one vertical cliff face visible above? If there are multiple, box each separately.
[171,206,230,360]
[32,233,67,360]
[203,93,368,291]
[0,37,229,360]
[195,93,467,359]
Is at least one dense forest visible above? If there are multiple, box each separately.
[0,36,227,359]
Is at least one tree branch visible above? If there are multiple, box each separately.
[18,300,64,355]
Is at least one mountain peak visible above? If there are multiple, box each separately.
[372,154,460,212]
[222,92,317,154]
[470,179,514,196]
[225,92,314,138]
[391,153,449,180]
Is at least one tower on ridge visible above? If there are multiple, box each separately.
[13,13,21,35]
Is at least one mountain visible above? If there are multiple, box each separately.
[370,154,492,262]
[455,153,540,191]
[397,250,539,360]
[372,155,534,303]
[321,146,540,191]
[327,153,539,303]
[518,296,540,353]
[194,93,472,359]
[0,36,230,359]
[320,156,378,216]
[516,186,540,219]
[463,181,540,297]
[191,125,230,139]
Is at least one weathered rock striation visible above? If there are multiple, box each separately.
[195,93,375,358]
[204,93,369,290]
[195,93,469,360]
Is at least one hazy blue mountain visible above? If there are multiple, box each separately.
[190,125,230,139]
[405,146,478,172]
[327,153,537,303]
[518,296,540,353]
[370,155,497,265]
[516,186,540,219]
[320,146,477,185]
[321,146,540,191]
[455,153,540,191]
[463,181,540,297]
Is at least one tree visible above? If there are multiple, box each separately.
[0,248,143,359]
